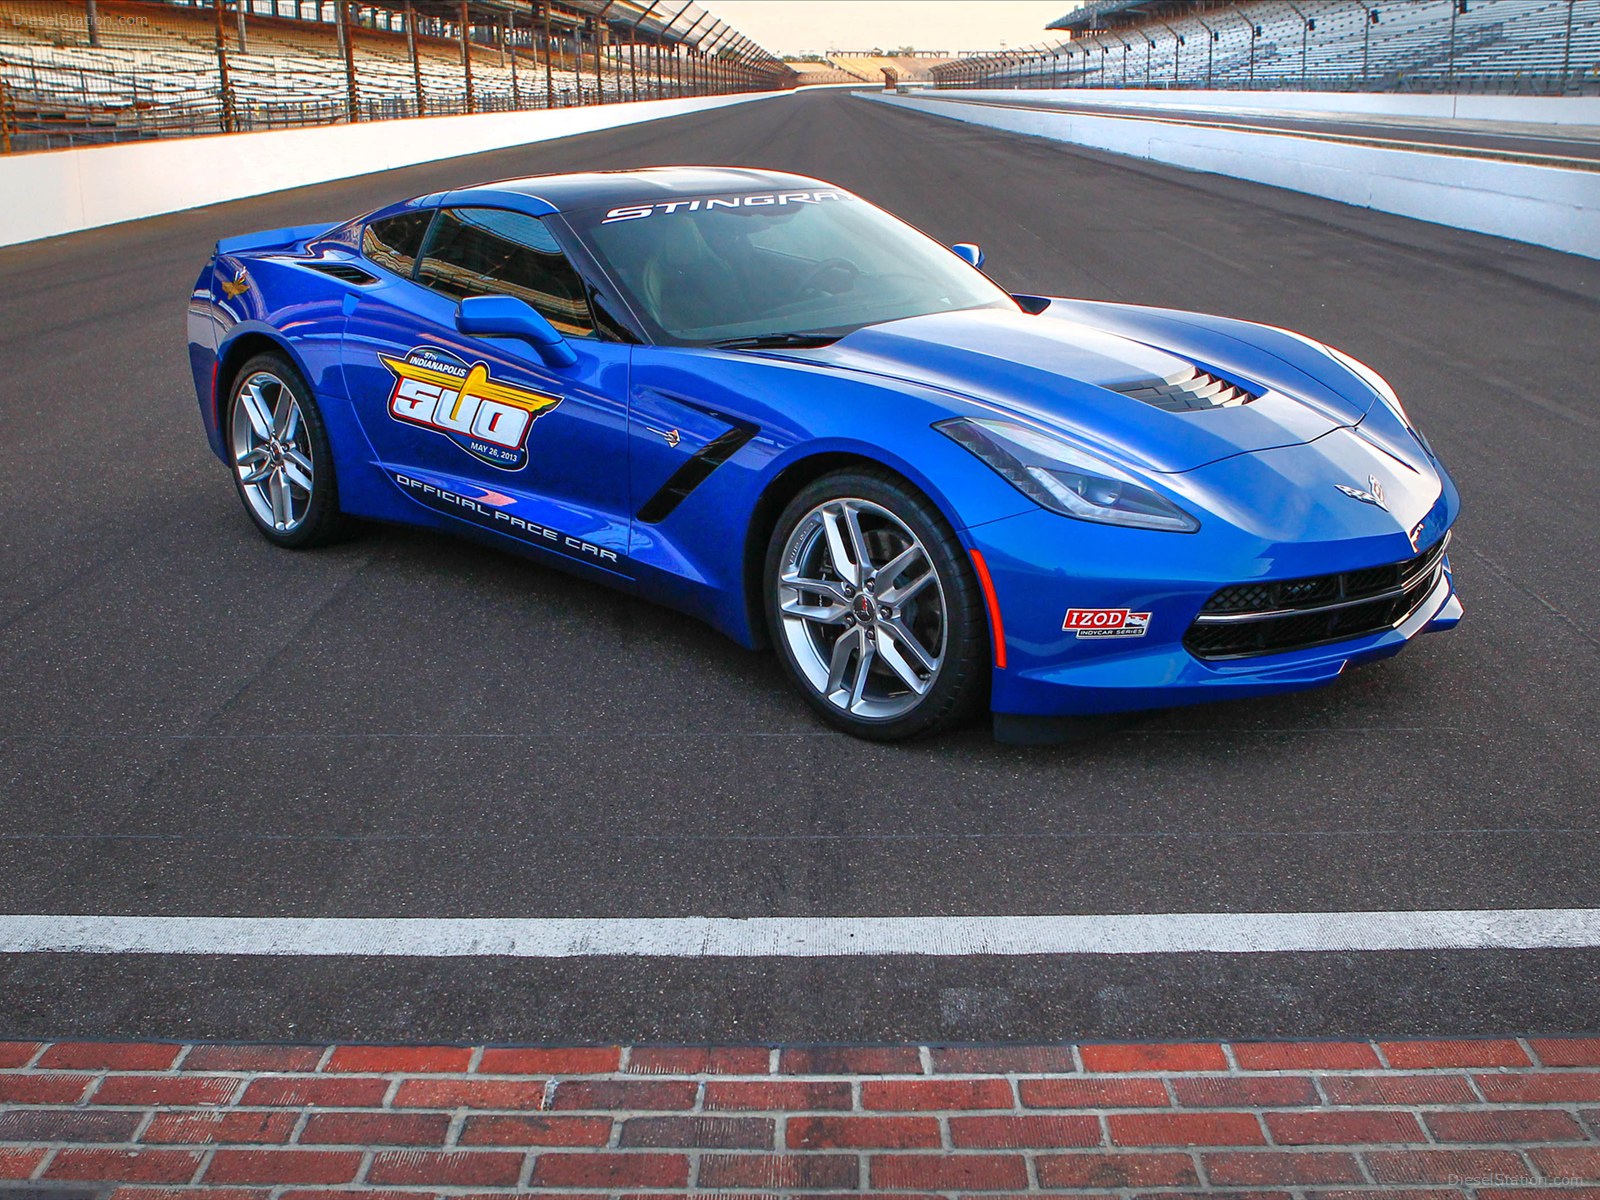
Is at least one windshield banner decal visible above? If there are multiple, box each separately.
[601,191,853,223]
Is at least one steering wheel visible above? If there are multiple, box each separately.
[797,257,862,296]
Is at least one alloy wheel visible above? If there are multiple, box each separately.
[231,370,314,534]
[776,497,948,720]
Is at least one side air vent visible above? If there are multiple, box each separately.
[304,260,378,286]
[636,418,759,525]
[1109,365,1258,413]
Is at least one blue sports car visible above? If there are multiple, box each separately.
[187,166,1461,742]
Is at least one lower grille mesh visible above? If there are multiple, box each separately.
[1185,535,1449,661]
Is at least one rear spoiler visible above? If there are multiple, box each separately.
[215,221,341,256]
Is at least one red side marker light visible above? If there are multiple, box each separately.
[969,548,1006,670]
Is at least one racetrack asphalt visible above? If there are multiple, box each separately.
[1,89,1597,1044]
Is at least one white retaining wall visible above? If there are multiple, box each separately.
[931,88,1600,126]
[0,90,788,248]
[864,91,1600,260]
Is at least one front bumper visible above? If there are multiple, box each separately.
[966,506,1462,720]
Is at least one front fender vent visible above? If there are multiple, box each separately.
[303,260,378,286]
[1110,365,1258,412]
[636,417,759,525]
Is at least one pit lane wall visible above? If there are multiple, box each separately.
[0,90,789,248]
[924,88,1600,126]
[862,91,1600,260]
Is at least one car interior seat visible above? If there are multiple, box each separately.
[638,218,745,336]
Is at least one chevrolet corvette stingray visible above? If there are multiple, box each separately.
[187,166,1461,742]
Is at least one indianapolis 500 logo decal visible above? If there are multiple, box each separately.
[380,346,561,471]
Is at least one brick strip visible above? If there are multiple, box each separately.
[0,1038,1596,1193]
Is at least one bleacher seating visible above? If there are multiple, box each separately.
[785,59,862,86]
[828,53,956,84]
[0,0,782,150]
[941,0,1600,94]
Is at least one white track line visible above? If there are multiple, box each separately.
[1,911,1598,957]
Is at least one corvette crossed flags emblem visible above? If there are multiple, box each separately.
[1335,475,1387,510]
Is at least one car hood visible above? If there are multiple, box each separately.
[799,305,1380,474]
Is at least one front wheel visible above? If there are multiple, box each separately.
[764,469,989,741]
[226,351,347,548]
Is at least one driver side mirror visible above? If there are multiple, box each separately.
[455,295,578,368]
[950,243,985,269]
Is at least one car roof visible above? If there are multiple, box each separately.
[438,166,836,215]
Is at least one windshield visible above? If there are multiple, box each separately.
[568,189,1016,345]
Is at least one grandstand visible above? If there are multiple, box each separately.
[785,58,862,86]
[825,50,957,87]
[0,0,792,152]
[931,0,1600,95]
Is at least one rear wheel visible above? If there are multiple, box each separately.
[226,352,347,548]
[764,469,988,741]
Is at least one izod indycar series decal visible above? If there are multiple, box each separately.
[1063,607,1152,639]
[381,345,561,470]
[391,472,622,565]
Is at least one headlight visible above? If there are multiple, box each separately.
[938,417,1200,533]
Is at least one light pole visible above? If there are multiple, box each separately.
[1159,23,1184,86]
[1447,0,1459,86]
[1196,19,1218,89]
[675,10,711,96]
[507,8,517,106]
[704,23,737,93]
[1286,3,1313,89]
[405,0,422,114]
[540,0,555,108]
[1233,11,1260,87]
[457,1,474,114]
[1354,3,1377,87]
[655,1,693,99]
[591,1,616,105]
[213,0,237,130]
[625,0,661,102]
[1561,0,1576,90]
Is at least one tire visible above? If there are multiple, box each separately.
[224,351,349,549]
[764,468,989,741]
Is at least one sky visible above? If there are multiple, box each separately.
[698,1,1074,57]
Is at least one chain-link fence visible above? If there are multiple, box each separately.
[933,0,1600,97]
[0,0,793,153]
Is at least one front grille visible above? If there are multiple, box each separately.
[1184,534,1449,661]
[1109,364,1258,412]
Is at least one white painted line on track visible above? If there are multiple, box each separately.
[2,911,1598,957]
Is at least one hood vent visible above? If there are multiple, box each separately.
[1109,365,1258,413]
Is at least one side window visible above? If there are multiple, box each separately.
[416,207,597,339]
[362,210,432,279]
